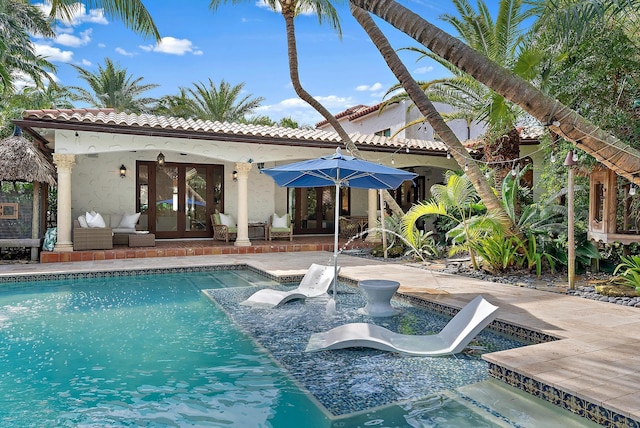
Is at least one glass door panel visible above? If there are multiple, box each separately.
[156,166,178,233]
[185,167,207,232]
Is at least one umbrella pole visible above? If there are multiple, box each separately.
[333,183,340,300]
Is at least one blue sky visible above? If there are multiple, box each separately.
[32,1,471,126]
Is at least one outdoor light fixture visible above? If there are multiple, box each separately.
[257,162,265,170]
[630,184,637,196]
[232,170,238,182]
[119,164,127,178]
[157,152,165,166]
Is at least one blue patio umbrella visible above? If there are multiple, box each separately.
[262,148,417,311]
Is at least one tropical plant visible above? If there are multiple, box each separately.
[68,58,159,113]
[470,231,523,272]
[0,0,56,94]
[404,229,439,261]
[613,254,640,291]
[402,171,507,269]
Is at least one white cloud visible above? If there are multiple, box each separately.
[115,47,137,57]
[98,43,106,48]
[81,59,92,66]
[139,36,199,55]
[257,95,355,125]
[34,43,74,62]
[55,28,92,47]
[356,82,383,92]
[414,66,434,74]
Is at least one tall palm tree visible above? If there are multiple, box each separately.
[68,58,158,113]
[184,79,264,123]
[208,0,406,215]
[350,4,513,229]
[0,0,56,94]
[349,0,640,186]
[388,0,536,191]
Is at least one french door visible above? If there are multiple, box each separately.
[137,161,224,238]
[292,187,350,235]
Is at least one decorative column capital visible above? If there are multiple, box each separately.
[234,162,253,177]
[53,153,76,172]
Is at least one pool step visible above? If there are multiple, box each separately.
[457,379,601,427]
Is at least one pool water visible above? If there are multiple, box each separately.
[0,270,595,427]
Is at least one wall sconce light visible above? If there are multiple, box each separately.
[257,162,265,171]
[232,170,238,182]
[119,164,127,178]
[157,152,165,166]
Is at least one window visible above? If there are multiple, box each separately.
[374,128,391,137]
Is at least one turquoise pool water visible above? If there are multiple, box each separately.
[0,269,590,427]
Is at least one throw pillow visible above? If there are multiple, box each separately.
[272,213,288,228]
[118,212,141,229]
[86,211,106,228]
[219,213,235,227]
[77,215,89,228]
[42,227,57,251]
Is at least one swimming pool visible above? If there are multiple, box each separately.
[0,269,595,427]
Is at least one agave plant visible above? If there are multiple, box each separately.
[613,255,640,291]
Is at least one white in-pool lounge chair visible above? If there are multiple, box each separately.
[240,263,339,309]
[305,295,498,356]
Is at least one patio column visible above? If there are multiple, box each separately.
[365,189,381,242]
[53,153,76,252]
[234,162,252,247]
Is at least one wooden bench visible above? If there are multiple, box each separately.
[0,238,41,261]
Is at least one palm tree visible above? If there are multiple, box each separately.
[47,0,159,41]
[388,0,536,192]
[185,79,264,123]
[350,4,513,228]
[68,58,158,113]
[208,0,406,215]
[0,0,56,94]
[348,0,640,187]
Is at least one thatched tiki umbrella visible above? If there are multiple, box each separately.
[0,127,56,253]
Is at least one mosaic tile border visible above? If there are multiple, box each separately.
[0,264,249,285]
[488,362,640,427]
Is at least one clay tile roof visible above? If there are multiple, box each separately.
[19,108,464,156]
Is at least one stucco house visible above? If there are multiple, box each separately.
[316,100,545,195]
[14,108,463,252]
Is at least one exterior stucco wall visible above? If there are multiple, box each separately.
[317,101,487,143]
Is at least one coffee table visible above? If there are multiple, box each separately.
[128,232,155,247]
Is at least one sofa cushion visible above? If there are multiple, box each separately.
[77,215,89,228]
[86,211,106,228]
[112,227,137,234]
[118,212,141,229]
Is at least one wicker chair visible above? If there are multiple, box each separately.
[73,219,113,250]
[210,213,237,242]
[339,217,360,239]
[267,213,293,241]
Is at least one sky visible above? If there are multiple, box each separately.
[31,1,475,127]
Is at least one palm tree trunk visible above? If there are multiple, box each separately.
[283,13,404,215]
[349,0,640,185]
[350,4,515,230]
